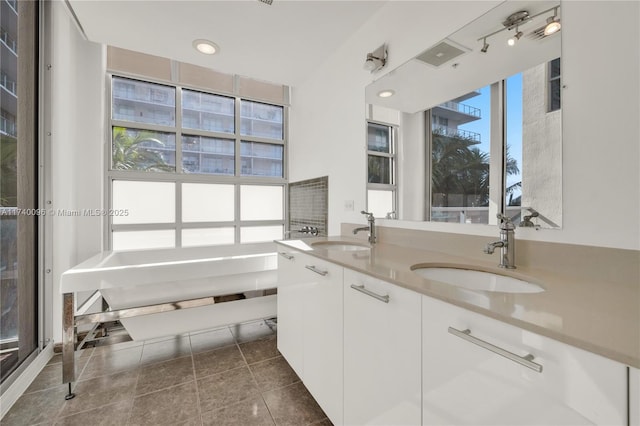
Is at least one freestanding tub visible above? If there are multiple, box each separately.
[59,243,278,395]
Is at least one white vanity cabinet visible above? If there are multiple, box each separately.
[422,295,628,426]
[343,269,422,426]
[276,250,344,425]
[631,367,639,426]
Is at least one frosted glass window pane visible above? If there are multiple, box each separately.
[182,228,235,247]
[112,77,175,127]
[241,226,283,243]
[112,230,175,251]
[113,181,175,224]
[367,190,393,219]
[240,185,283,221]
[182,183,234,222]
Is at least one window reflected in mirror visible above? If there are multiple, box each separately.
[430,85,492,224]
[367,122,396,218]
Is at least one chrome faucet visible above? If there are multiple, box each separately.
[484,213,516,269]
[353,210,377,244]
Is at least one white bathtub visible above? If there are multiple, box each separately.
[60,243,278,340]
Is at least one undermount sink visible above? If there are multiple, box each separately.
[411,265,544,293]
[311,241,371,252]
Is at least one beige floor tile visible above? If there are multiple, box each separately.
[79,345,142,380]
[238,335,279,365]
[196,366,260,413]
[201,397,274,426]
[129,381,200,426]
[55,399,133,425]
[59,370,139,417]
[1,384,68,425]
[249,356,299,392]
[141,335,191,366]
[189,327,235,354]
[193,345,245,378]
[262,382,327,426]
[135,355,194,395]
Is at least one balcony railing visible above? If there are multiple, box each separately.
[437,100,481,118]
[5,0,17,13]
[0,27,17,55]
[0,72,17,96]
[0,115,17,137]
[433,125,481,142]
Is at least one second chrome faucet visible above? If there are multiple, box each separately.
[353,210,377,244]
[484,213,516,269]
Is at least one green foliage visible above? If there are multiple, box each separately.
[0,135,17,207]
[431,129,519,207]
[112,127,174,172]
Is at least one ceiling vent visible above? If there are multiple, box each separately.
[415,39,469,68]
[258,0,273,5]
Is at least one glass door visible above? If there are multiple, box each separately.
[1,0,38,385]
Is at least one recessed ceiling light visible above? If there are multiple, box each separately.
[193,39,219,55]
[378,90,395,98]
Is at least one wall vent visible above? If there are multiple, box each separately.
[415,39,469,67]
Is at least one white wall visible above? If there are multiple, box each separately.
[290,1,640,250]
[49,1,105,342]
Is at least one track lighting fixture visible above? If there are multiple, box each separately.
[480,38,489,53]
[364,44,387,73]
[544,7,561,35]
[477,5,560,53]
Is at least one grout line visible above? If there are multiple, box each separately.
[190,351,205,426]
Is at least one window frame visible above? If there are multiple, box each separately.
[547,57,561,113]
[366,121,397,219]
[105,73,288,250]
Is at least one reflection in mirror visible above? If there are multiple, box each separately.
[365,1,562,229]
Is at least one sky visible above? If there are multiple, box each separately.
[454,73,524,202]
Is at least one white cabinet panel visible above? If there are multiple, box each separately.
[631,367,639,426]
[276,250,306,377]
[344,269,422,426]
[300,254,343,425]
[276,250,343,425]
[422,296,627,426]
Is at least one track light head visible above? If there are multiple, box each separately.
[480,38,489,53]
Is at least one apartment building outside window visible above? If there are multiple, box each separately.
[108,75,287,250]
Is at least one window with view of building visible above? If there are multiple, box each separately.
[108,76,287,250]
[367,122,396,218]
[548,57,561,112]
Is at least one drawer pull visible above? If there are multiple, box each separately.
[350,284,390,304]
[448,327,543,373]
[278,252,294,260]
[305,265,328,276]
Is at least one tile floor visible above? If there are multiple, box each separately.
[3,320,332,426]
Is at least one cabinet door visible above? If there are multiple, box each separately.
[631,367,639,426]
[276,250,306,377]
[422,296,627,426]
[344,269,422,426]
[299,254,344,425]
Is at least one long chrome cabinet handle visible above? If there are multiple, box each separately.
[350,284,390,304]
[278,252,294,260]
[448,327,543,373]
[305,265,328,276]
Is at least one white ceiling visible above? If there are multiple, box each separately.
[68,0,387,86]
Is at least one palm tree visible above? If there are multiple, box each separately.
[112,127,174,172]
[431,129,520,208]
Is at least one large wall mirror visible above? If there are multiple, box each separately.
[365,1,562,229]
